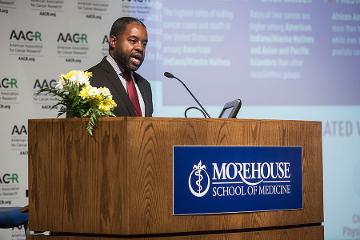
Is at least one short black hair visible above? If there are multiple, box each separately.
[110,17,146,38]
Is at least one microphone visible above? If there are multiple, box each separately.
[164,72,211,118]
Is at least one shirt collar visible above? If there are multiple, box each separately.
[106,55,133,79]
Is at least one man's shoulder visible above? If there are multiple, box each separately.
[87,57,109,73]
[133,71,150,84]
[86,57,114,87]
[87,62,100,72]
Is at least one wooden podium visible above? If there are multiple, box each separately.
[28,117,323,240]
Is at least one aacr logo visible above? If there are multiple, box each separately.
[0,173,19,184]
[102,35,109,44]
[0,78,17,88]
[11,125,27,135]
[10,30,42,41]
[57,33,87,43]
[33,79,57,89]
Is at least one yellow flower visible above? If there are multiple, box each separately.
[97,97,117,112]
[98,103,110,112]
[84,71,92,78]
[106,97,117,108]
[63,70,77,80]
[79,85,90,100]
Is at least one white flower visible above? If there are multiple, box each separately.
[61,70,90,86]
[55,77,65,90]
[88,86,101,97]
[99,87,111,98]
[68,70,90,86]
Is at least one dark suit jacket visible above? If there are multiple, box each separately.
[88,57,153,117]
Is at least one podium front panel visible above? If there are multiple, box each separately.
[29,117,323,236]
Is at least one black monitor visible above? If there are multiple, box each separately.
[218,99,242,118]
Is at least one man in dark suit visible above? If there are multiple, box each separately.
[88,17,153,117]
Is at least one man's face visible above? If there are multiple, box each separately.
[110,23,148,72]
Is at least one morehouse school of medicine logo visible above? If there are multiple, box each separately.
[174,146,302,215]
[188,161,210,197]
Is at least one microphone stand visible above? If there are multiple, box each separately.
[164,72,211,118]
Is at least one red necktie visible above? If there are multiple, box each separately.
[123,72,142,116]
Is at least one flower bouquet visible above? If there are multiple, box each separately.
[39,70,117,136]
